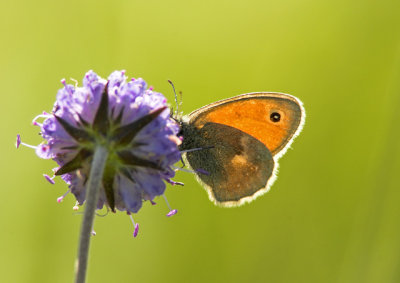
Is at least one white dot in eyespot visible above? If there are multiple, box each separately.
[270,112,281,122]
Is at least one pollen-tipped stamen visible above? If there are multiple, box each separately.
[43,174,55,184]
[162,194,178,217]
[61,78,72,94]
[16,134,37,149]
[32,112,51,126]
[57,189,71,203]
[73,202,80,211]
[129,214,139,238]
[15,134,21,148]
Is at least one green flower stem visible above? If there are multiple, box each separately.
[75,145,108,283]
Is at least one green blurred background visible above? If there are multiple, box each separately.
[1,0,400,282]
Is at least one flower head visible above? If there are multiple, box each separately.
[19,70,182,216]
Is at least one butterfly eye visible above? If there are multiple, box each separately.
[270,112,281,122]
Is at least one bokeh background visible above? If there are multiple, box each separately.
[2,0,400,282]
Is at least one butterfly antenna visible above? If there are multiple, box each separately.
[178,90,183,115]
[168,80,179,117]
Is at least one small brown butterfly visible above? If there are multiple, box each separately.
[179,92,305,207]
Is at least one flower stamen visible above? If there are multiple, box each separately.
[32,112,51,126]
[73,202,80,211]
[70,78,79,87]
[43,174,55,184]
[15,134,36,149]
[172,165,194,173]
[57,189,71,203]
[195,168,210,175]
[129,214,139,238]
[15,134,21,148]
[162,194,178,217]
[173,165,206,175]
[61,78,73,95]
[166,178,184,186]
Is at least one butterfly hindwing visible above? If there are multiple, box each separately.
[181,122,275,206]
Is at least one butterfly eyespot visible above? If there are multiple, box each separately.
[270,112,281,122]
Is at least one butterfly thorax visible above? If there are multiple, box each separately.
[178,120,201,151]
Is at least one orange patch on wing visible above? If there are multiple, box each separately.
[191,97,301,154]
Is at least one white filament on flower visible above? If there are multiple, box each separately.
[32,112,51,126]
[162,194,177,217]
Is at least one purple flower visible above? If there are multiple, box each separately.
[18,70,182,220]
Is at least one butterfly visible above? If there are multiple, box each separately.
[178,92,305,207]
